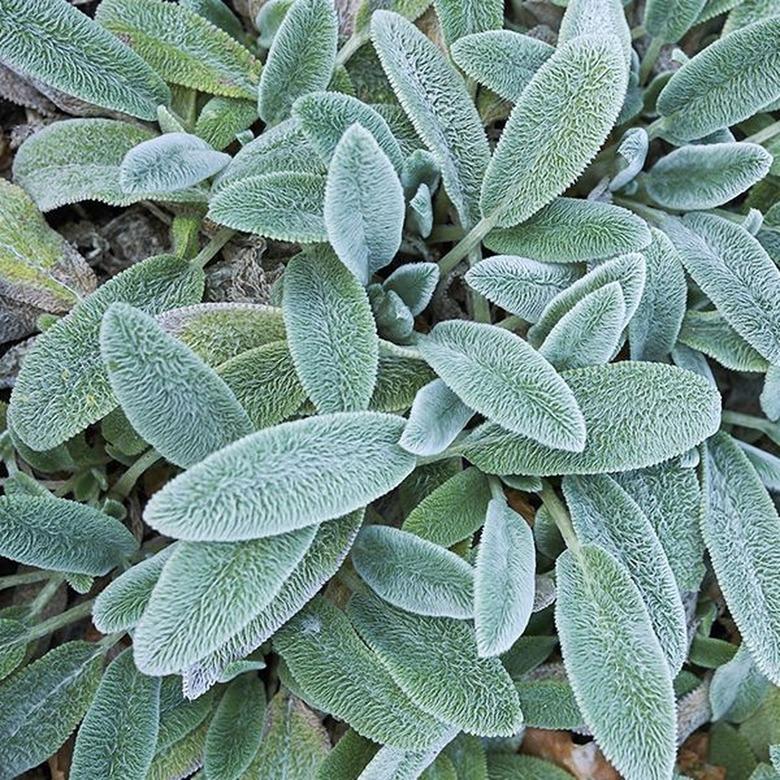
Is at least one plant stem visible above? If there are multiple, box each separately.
[437,214,499,275]
[110,448,162,500]
[0,570,55,591]
[631,24,646,40]
[539,480,579,551]
[744,119,780,145]
[29,574,65,618]
[488,475,505,501]
[21,599,95,647]
[468,246,492,323]
[612,196,668,225]
[639,37,663,85]
[192,227,236,269]
[495,315,526,331]
[645,117,666,141]
[335,29,369,68]
[428,225,465,244]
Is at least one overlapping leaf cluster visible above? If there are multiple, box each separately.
[0,0,779,778]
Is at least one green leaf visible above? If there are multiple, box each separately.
[356,727,458,780]
[12,119,207,212]
[418,320,586,451]
[710,721,759,780]
[217,341,306,430]
[710,644,771,722]
[0,494,137,575]
[147,720,210,780]
[181,0,246,40]
[628,227,686,362]
[763,366,780,422]
[741,441,780,493]
[474,497,535,657]
[0,179,95,313]
[101,304,251,468]
[158,302,287,366]
[0,619,27,682]
[370,341,437,413]
[348,590,523,736]
[119,133,230,194]
[242,691,329,779]
[558,0,632,65]
[156,678,214,752]
[0,0,169,120]
[258,0,338,125]
[465,256,582,323]
[371,10,490,228]
[432,0,503,45]
[483,198,651,263]
[293,90,403,170]
[95,0,262,99]
[134,526,316,675]
[183,510,363,699]
[274,596,451,749]
[9,253,203,450]
[513,669,583,731]
[208,172,327,241]
[204,675,266,780]
[528,253,645,348]
[613,461,705,593]
[644,0,707,42]
[563,475,688,672]
[324,124,405,284]
[444,734,487,780]
[702,432,780,685]
[645,143,772,210]
[283,247,379,412]
[145,412,415,541]
[486,753,574,780]
[657,17,780,141]
[450,31,553,103]
[538,282,625,370]
[556,545,677,780]
[70,648,160,780]
[664,213,780,364]
[194,96,258,151]
[316,730,379,780]
[678,309,769,372]
[481,35,627,228]
[402,467,492,547]
[399,379,473,457]
[0,641,104,778]
[92,546,176,634]
[383,263,440,316]
[352,525,475,618]
[464,361,721,475]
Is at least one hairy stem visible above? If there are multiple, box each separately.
[110,448,163,501]
[192,227,236,269]
[29,574,65,618]
[639,37,663,85]
[539,480,579,551]
[745,118,780,145]
[437,214,499,275]
[0,569,56,591]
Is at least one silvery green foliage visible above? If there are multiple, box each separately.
[612,461,706,593]
[383,263,439,316]
[538,282,626,370]
[315,730,377,779]
[357,727,458,780]
[0,0,170,121]
[702,432,780,685]
[181,0,245,40]
[513,668,583,731]
[528,253,645,348]
[644,143,772,210]
[324,124,405,284]
[558,0,632,65]
[741,441,780,493]
[399,379,473,456]
[8,254,204,450]
[182,510,362,699]
[101,304,252,468]
[194,96,258,151]
[92,545,176,634]
[352,525,475,618]
[274,596,450,749]
[133,526,316,675]
[432,0,503,45]
[483,198,651,263]
[12,120,207,212]
[283,247,379,412]
[644,0,707,42]
[70,649,160,780]
[763,366,780,421]
[474,497,535,657]
[664,213,780,364]
[119,133,230,194]
[481,35,627,228]
[418,320,586,451]
[402,467,492,547]
[258,0,338,125]
[657,18,780,140]
[370,10,490,228]
[563,475,688,672]
[145,412,415,541]
[450,31,553,103]
[348,591,524,736]
[95,0,261,99]
[0,495,137,575]
[369,286,415,342]
[556,545,677,780]
[710,645,771,722]
[609,128,649,192]
[487,753,574,780]
[0,642,104,779]
[628,228,686,362]
[203,675,266,780]
[209,172,327,241]
[293,91,403,170]
[464,362,721,475]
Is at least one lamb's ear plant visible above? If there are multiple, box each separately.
[1,0,780,777]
